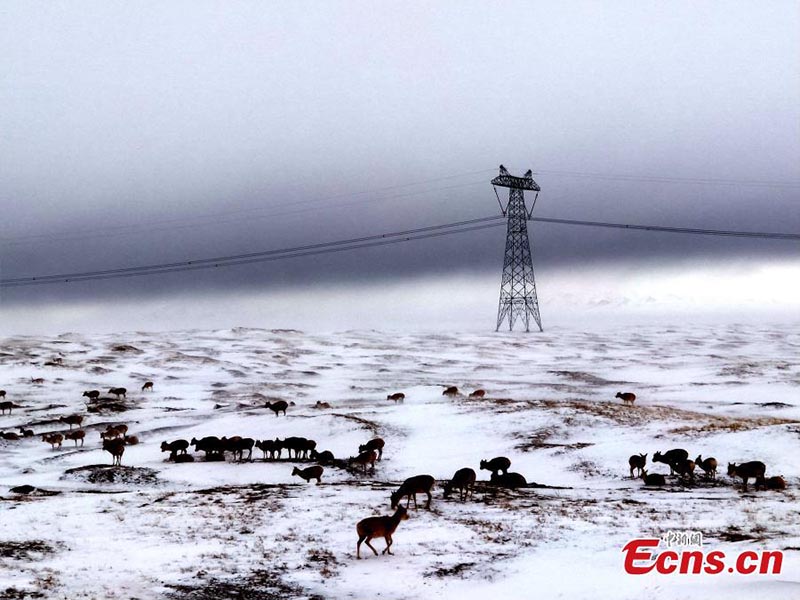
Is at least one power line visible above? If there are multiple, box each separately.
[0,169,496,245]
[25,223,507,286]
[530,216,800,240]
[0,216,506,287]
[0,179,490,247]
[532,169,800,188]
[1,214,797,289]
[4,166,797,247]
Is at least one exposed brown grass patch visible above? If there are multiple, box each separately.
[529,399,799,434]
[548,370,629,386]
[330,412,381,435]
[538,399,696,427]
[669,415,798,436]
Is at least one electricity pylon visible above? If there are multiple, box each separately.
[492,165,543,332]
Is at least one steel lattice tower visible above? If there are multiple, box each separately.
[492,165,543,332]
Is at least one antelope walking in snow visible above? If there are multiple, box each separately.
[356,505,409,559]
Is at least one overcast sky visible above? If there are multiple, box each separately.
[0,1,798,333]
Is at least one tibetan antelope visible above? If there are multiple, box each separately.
[356,505,408,559]
[103,438,125,466]
[695,455,718,480]
[265,400,288,417]
[443,468,476,501]
[652,449,689,476]
[390,475,435,510]
[615,392,636,406]
[727,462,766,492]
[640,469,666,486]
[480,456,511,477]
[292,465,324,484]
[629,453,647,479]
[359,438,385,461]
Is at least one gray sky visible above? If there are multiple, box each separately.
[0,1,798,332]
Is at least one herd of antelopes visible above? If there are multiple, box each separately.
[0,376,791,559]
[629,449,786,492]
[616,390,787,493]
[3,383,149,464]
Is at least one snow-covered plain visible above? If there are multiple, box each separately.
[0,324,798,599]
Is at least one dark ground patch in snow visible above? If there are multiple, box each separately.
[61,464,160,485]
[111,344,143,354]
[424,561,477,578]
[85,398,132,413]
[2,588,45,599]
[0,540,57,561]
[164,569,323,600]
[7,485,61,497]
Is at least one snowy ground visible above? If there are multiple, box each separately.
[0,324,799,599]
